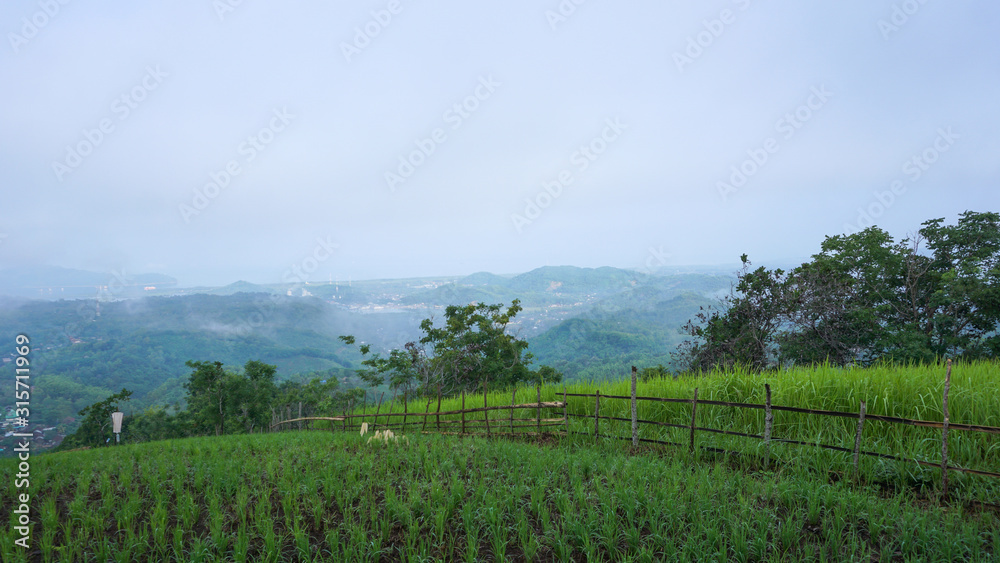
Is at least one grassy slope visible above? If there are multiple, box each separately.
[2,431,997,562]
[347,361,1000,501]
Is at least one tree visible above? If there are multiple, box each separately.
[778,227,915,365]
[676,211,1000,371]
[341,299,561,398]
[57,388,132,449]
[227,360,277,433]
[184,360,228,435]
[919,211,1000,358]
[676,256,788,372]
[184,359,277,435]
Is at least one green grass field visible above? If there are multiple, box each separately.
[341,361,1000,500]
[2,431,999,562]
[2,362,999,561]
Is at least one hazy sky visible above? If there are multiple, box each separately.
[2,1,998,286]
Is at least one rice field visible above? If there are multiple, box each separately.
[335,361,1000,501]
[2,361,998,561]
[2,430,998,562]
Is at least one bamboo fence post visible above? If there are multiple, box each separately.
[362,393,367,428]
[853,401,866,477]
[941,359,952,497]
[594,389,601,444]
[483,380,491,438]
[436,385,443,430]
[563,385,568,435]
[298,402,303,431]
[402,393,407,433]
[689,388,699,453]
[511,388,516,435]
[631,366,638,448]
[422,396,431,431]
[388,390,397,430]
[461,390,466,434]
[764,384,773,468]
[344,397,351,431]
[537,384,542,435]
[373,392,385,429]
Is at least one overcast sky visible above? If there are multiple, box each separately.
[2,1,997,286]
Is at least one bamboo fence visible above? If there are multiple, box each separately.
[272,360,1000,489]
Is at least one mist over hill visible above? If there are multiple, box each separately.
[0,265,734,442]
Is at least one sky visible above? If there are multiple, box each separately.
[1,1,998,287]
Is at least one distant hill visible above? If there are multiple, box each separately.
[0,265,734,438]
[401,266,657,308]
[206,280,281,296]
[0,265,176,299]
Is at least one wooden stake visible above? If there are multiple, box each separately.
[511,388,516,434]
[689,388,699,453]
[631,366,638,448]
[594,389,601,443]
[388,390,397,430]
[461,390,466,434]
[941,359,952,498]
[422,396,431,431]
[402,393,407,433]
[483,380,491,438]
[764,384,773,468]
[373,392,385,429]
[298,402,303,431]
[344,398,351,431]
[537,384,542,435]
[563,385,568,435]
[436,385,443,430]
[853,401,866,476]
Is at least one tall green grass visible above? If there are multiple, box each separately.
[330,361,1000,499]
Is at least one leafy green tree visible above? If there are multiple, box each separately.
[919,211,1000,358]
[184,359,277,435]
[677,211,1000,371]
[677,256,788,372]
[227,360,277,433]
[57,388,132,449]
[778,227,916,365]
[342,299,561,397]
[184,360,228,435]
[420,299,549,391]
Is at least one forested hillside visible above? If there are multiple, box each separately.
[0,268,732,440]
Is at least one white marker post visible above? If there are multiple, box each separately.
[111,411,124,444]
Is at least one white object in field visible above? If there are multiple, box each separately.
[360,422,369,436]
[111,411,125,442]
[367,429,407,445]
